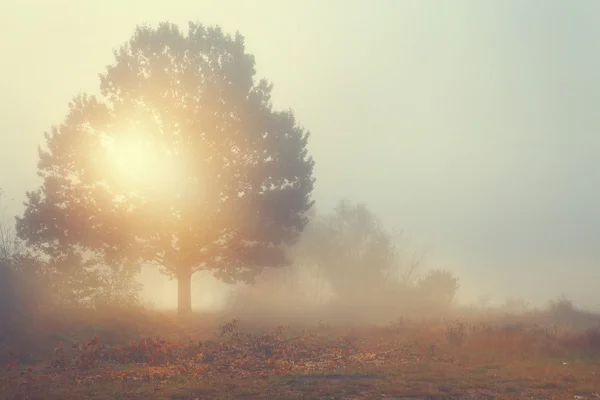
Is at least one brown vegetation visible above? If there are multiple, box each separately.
[2,302,600,400]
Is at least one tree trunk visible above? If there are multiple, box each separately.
[177,267,192,317]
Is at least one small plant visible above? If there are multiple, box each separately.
[50,341,69,369]
[445,321,467,345]
[220,319,241,341]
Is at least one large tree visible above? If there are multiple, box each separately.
[16,22,315,315]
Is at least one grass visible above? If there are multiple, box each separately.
[2,308,600,399]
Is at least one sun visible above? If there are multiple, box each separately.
[101,131,155,185]
[99,128,186,198]
[98,128,197,201]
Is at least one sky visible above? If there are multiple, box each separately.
[1,0,599,309]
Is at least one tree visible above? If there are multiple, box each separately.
[417,269,460,308]
[294,200,420,303]
[0,189,22,267]
[0,190,40,348]
[501,296,530,314]
[2,188,140,311]
[476,293,492,309]
[16,22,315,316]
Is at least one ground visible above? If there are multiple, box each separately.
[2,311,600,399]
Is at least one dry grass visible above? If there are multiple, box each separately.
[2,307,600,399]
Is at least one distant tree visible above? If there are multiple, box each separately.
[295,200,420,302]
[547,294,576,322]
[0,190,39,345]
[417,269,460,308]
[0,189,22,266]
[501,296,530,314]
[16,22,315,316]
[476,293,492,309]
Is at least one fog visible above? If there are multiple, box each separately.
[1,0,599,311]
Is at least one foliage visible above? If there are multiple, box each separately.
[544,295,600,330]
[476,293,492,309]
[417,269,460,308]
[0,189,23,269]
[294,200,422,302]
[228,200,432,323]
[0,264,37,344]
[0,191,42,341]
[548,295,575,317]
[0,189,140,335]
[501,296,530,314]
[3,314,600,399]
[16,22,315,314]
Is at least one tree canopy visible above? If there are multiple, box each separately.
[417,269,460,308]
[294,200,418,302]
[16,22,315,314]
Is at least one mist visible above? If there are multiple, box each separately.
[2,0,600,312]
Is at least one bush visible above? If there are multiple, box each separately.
[417,269,460,310]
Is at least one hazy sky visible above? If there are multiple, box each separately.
[1,0,599,309]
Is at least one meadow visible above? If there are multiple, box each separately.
[2,303,600,400]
